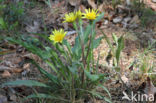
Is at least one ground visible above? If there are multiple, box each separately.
[0,0,156,103]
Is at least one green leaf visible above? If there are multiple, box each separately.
[63,40,72,56]
[98,85,111,98]
[93,36,104,48]
[116,36,124,65]
[29,59,59,85]
[90,91,112,103]
[114,67,120,72]
[101,31,112,48]
[46,60,58,73]
[32,33,51,43]
[112,33,118,45]
[6,37,52,60]
[68,61,82,75]
[84,24,92,43]
[25,93,68,102]
[26,93,56,99]
[0,17,7,29]
[104,97,112,103]
[72,36,81,59]
[2,80,49,88]
[84,70,99,81]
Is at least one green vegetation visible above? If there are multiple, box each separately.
[3,10,111,103]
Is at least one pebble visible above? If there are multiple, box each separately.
[9,94,17,101]
[124,17,131,23]
[104,20,109,25]
[66,31,76,36]
[113,17,123,23]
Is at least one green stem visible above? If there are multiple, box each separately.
[85,21,94,71]
[73,21,86,87]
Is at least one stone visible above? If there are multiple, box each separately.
[124,17,131,23]
[66,31,76,36]
[130,15,140,24]
[9,94,17,101]
[104,20,109,25]
[113,17,122,23]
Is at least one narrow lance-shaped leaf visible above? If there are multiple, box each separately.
[25,93,69,102]
[28,59,59,85]
[112,33,118,45]
[116,36,124,65]
[93,36,104,48]
[2,80,49,88]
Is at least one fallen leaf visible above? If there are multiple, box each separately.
[52,1,65,8]
[88,0,97,9]
[144,0,156,11]
[130,15,140,24]
[12,68,23,73]
[23,63,30,69]
[121,75,129,83]
[25,21,40,33]
[98,2,104,12]
[79,4,86,12]
[69,0,81,6]
[2,70,11,78]
[144,77,156,98]
[23,53,40,62]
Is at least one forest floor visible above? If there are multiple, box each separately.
[0,0,156,103]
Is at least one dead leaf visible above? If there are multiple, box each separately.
[25,21,40,33]
[69,0,81,6]
[144,0,156,11]
[121,75,129,83]
[130,15,140,24]
[144,77,156,98]
[88,0,97,9]
[12,68,23,73]
[2,70,11,78]
[52,1,65,8]
[23,63,30,69]
[79,4,86,12]
[98,3,104,12]
[23,53,40,62]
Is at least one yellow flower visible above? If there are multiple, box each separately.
[83,8,99,20]
[63,12,77,23]
[76,10,82,19]
[49,29,66,44]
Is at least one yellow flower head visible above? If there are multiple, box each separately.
[83,8,99,20]
[49,29,66,44]
[76,10,82,19]
[63,12,77,23]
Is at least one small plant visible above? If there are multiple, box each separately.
[101,31,125,86]
[136,42,156,82]
[3,9,111,103]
